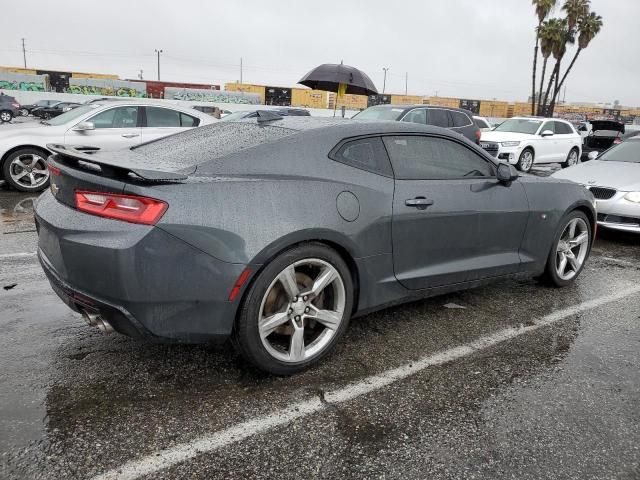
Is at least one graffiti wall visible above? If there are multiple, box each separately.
[165,87,261,104]
[0,72,48,92]
[67,78,147,97]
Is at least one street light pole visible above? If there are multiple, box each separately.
[22,38,27,68]
[405,72,408,95]
[155,49,163,81]
[382,67,389,94]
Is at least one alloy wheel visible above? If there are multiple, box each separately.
[0,111,11,122]
[567,150,578,166]
[9,154,50,190]
[520,150,533,171]
[555,217,589,281]
[258,258,346,363]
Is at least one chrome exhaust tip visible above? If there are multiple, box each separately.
[81,310,114,334]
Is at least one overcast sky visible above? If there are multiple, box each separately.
[4,0,638,106]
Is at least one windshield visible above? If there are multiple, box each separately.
[598,140,640,163]
[494,118,542,135]
[219,111,252,122]
[352,106,404,121]
[45,104,98,126]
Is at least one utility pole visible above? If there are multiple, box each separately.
[138,69,144,80]
[405,72,408,95]
[154,49,163,81]
[562,86,567,104]
[382,67,389,94]
[240,57,243,84]
[21,38,27,68]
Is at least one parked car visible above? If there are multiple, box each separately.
[32,102,82,120]
[580,120,625,161]
[0,101,215,192]
[0,94,21,123]
[220,108,311,121]
[473,116,493,132]
[553,137,640,233]
[18,99,60,116]
[352,105,481,144]
[35,117,595,374]
[479,117,582,172]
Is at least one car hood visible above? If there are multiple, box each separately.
[551,160,640,191]
[0,123,65,136]
[480,131,537,142]
[590,120,625,133]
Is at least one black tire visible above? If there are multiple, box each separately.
[561,148,580,169]
[233,243,353,375]
[540,210,592,288]
[516,148,534,173]
[2,148,51,192]
[0,110,13,123]
[19,108,29,117]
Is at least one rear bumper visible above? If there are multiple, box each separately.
[35,191,249,342]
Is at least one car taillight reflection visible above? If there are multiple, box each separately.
[74,191,168,225]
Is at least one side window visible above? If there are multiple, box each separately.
[145,107,182,127]
[427,109,450,128]
[88,107,139,129]
[382,135,494,180]
[555,122,572,134]
[401,109,427,124]
[540,121,554,134]
[474,118,490,129]
[180,113,199,127]
[451,111,472,127]
[331,137,393,177]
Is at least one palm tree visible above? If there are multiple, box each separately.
[536,20,558,113]
[531,0,557,114]
[538,18,569,115]
[562,0,590,31]
[550,11,603,111]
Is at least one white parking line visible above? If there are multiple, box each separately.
[91,286,640,480]
[0,252,37,260]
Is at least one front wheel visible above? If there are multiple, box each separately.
[0,110,13,123]
[516,148,534,173]
[541,211,592,287]
[2,148,51,192]
[234,243,353,375]
[19,108,29,117]
[562,148,580,168]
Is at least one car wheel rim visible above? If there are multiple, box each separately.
[555,218,589,281]
[9,154,50,189]
[521,151,533,170]
[0,112,10,121]
[258,258,346,363]
[568,150,578,166]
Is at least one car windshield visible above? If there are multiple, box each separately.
[219,111,252,122]
[494,118,543,134]
[45,104,97,126]
[352,106,405,121]
[598,140,640,163]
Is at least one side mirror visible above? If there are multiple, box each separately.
[497,162,519,184]
[541,130,554,137]
[587,151,599,160]
[73,121,95,132]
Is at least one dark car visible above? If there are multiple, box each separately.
[35,117,595,374]
[0,94,21,123]
[581,120,625,161]
[352,104,481,144]
[32,102,82,119]
[18,99,60,116]
[220,108,310,121]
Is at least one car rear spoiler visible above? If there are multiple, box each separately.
[46,144,189,182]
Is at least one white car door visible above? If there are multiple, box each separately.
[64,106,142,152]
[140,106,201,143]
[553,121,577,160]
[535,120,560,163]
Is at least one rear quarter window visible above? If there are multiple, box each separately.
[330,137,393,177]
[451,111,472,127]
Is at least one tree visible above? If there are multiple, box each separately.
[536,19,559,114]
[562,0,590,30]
[531,0,557,115]
[539,18,571,115]
[549,11,603,112]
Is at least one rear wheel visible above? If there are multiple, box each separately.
[541,211,591,287]
[19,108,29,117]
[2,148,51,192]
[0,110,13,123]
[562,148,580,168]
[234,243,353,375]
[516,148,534,173]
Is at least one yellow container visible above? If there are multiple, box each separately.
[225,83,266,103]
[0,66,38,75]
[71,72,118,80]
[479,101,509,118]
[424,97,460,108]
[390,95,422,106]
[330,93,368,110]
[291,88,327,108]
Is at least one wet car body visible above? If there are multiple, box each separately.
[35,117,595,370]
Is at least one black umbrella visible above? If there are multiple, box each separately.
[298,62,378,97]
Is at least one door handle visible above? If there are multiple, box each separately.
[405,197,434,209]
[121,133,139,138]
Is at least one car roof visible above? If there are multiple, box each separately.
[365,104,470,112]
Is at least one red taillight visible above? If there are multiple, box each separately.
[228,268,252,301]
[475,129,482,140]
[47,162,61,176]
[74,191,167,225]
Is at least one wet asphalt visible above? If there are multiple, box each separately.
[0,172,639,480]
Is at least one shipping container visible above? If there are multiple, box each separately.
[479,101,509,118]
[390,95,422,106]
[225,83,266,104]
[291,88,327,108]
[424,97,460,108]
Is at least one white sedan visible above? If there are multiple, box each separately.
[553,138,640,233]
[479,117,582,173]
[0,101,215,192]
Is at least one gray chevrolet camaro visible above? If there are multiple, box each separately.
[35,116,596,374]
